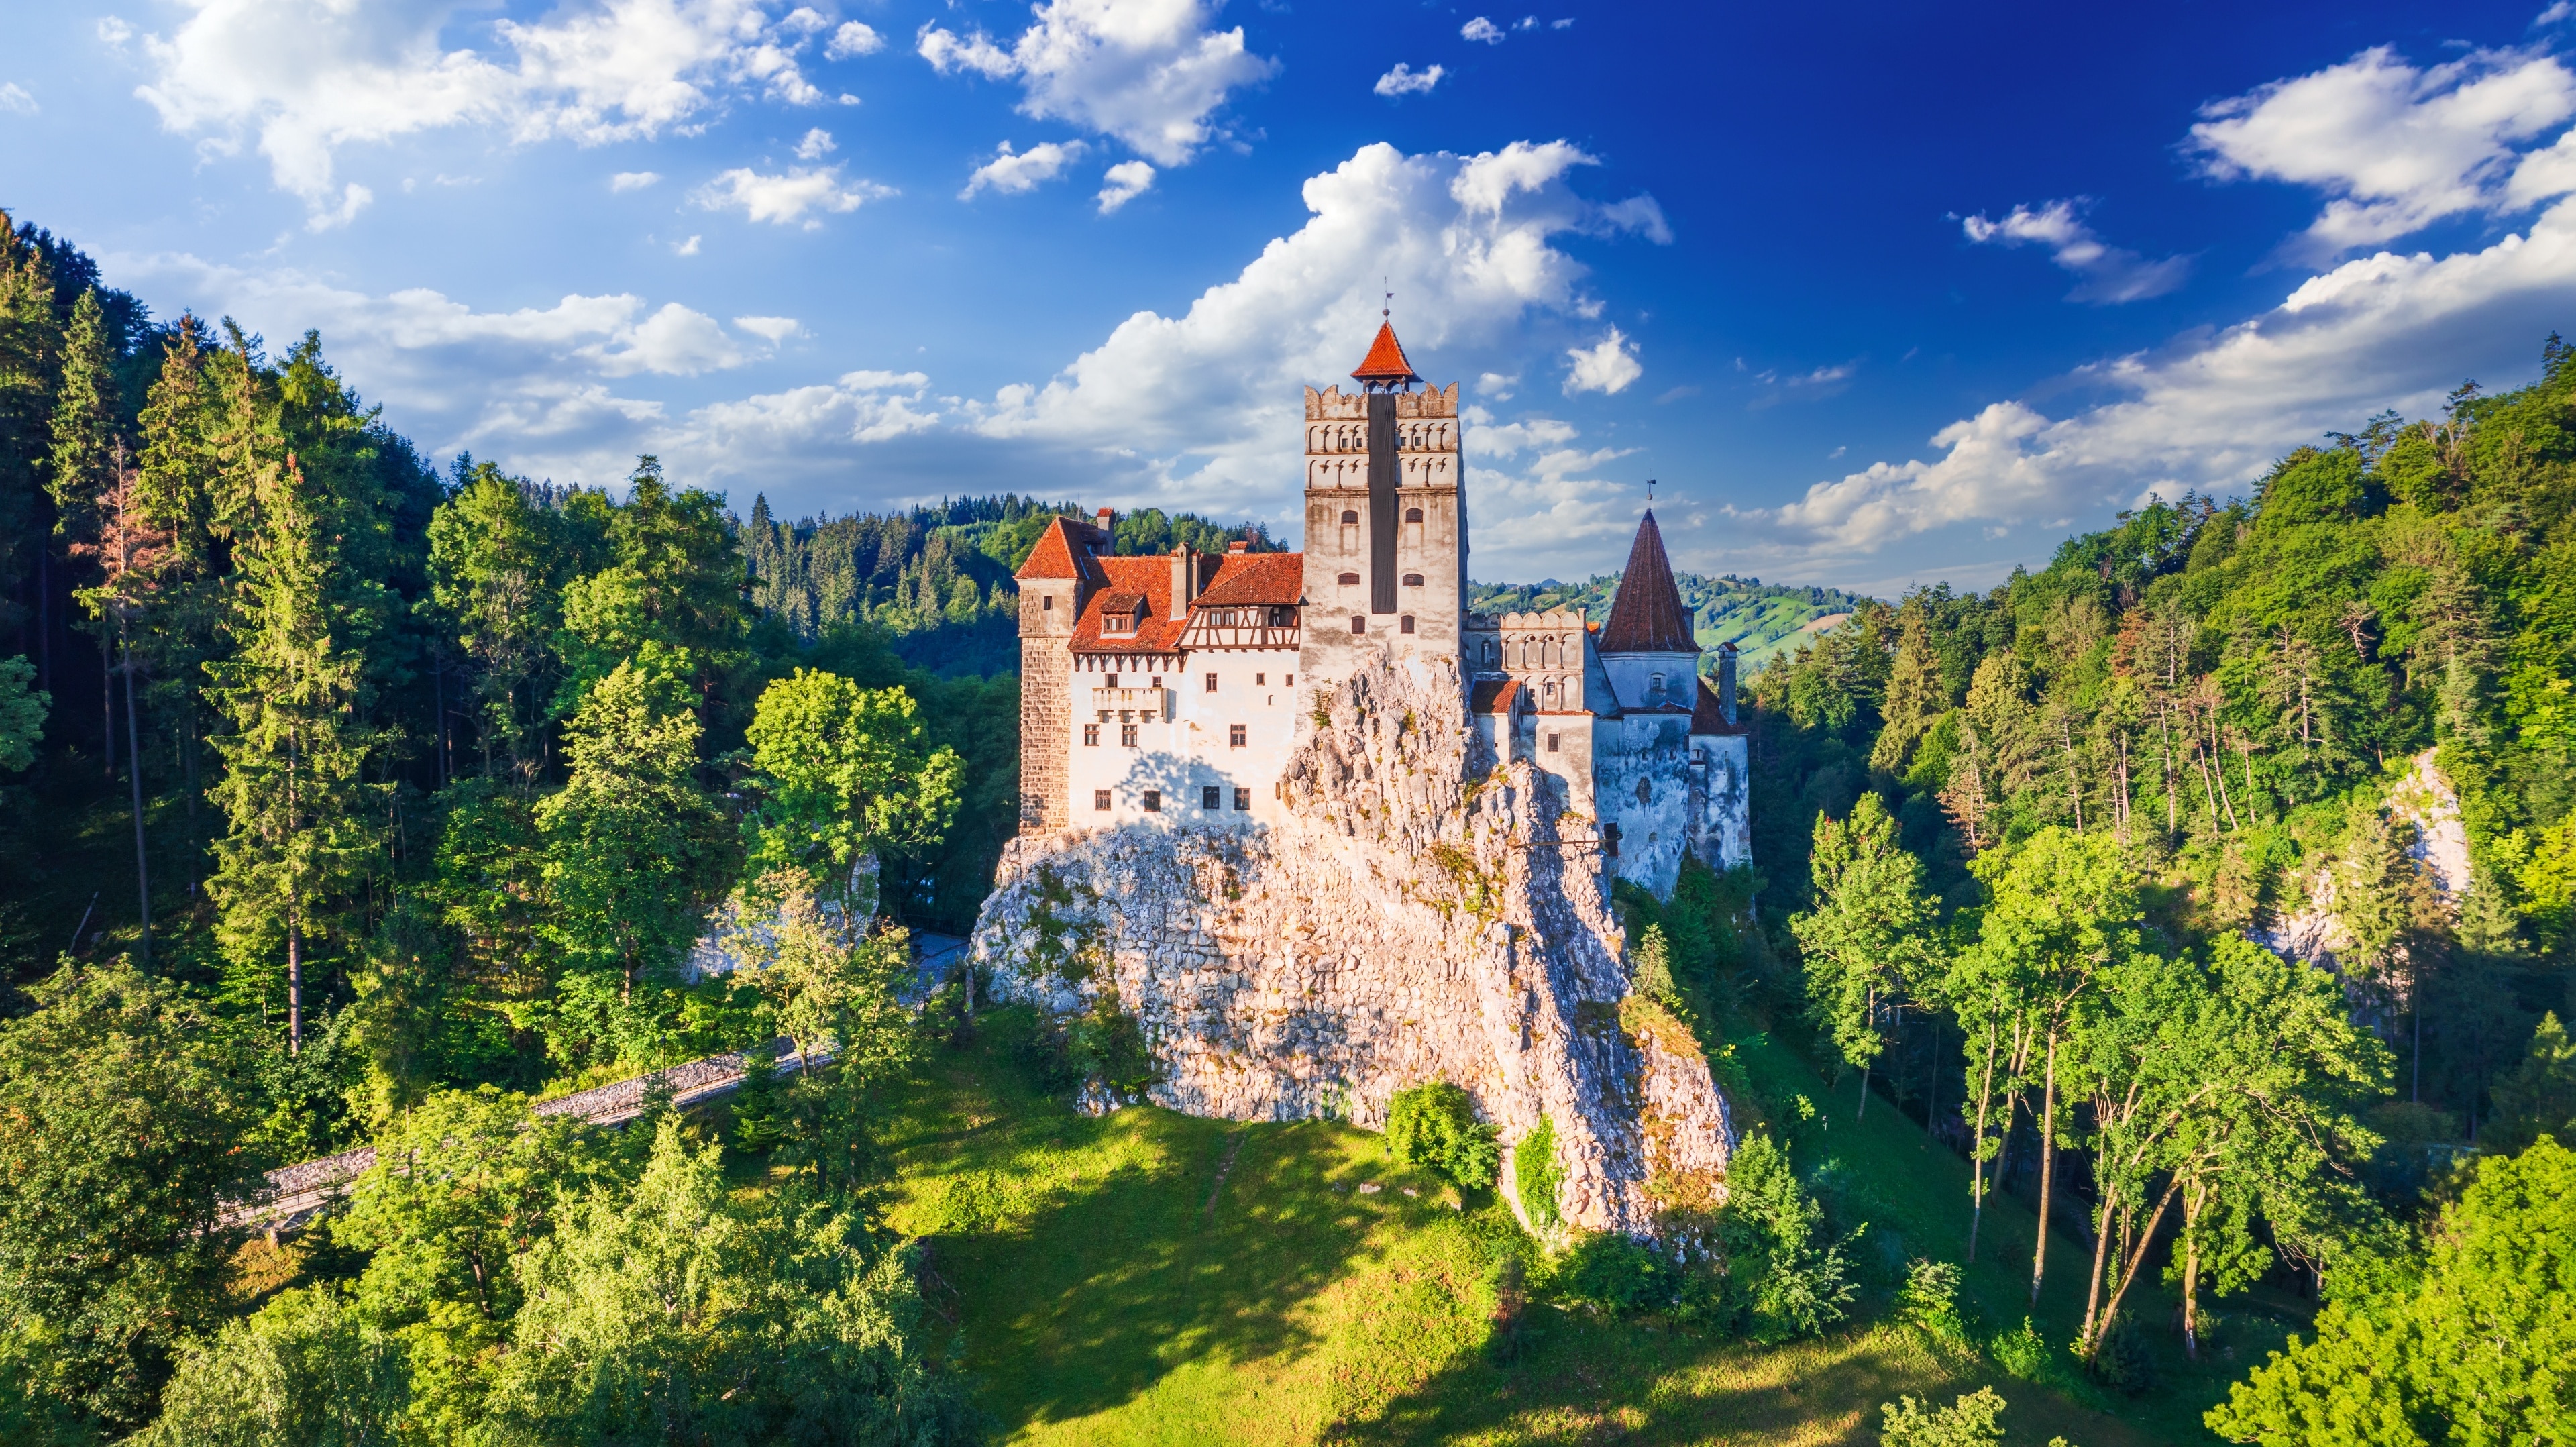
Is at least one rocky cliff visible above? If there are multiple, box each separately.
[968,655,1735,1236]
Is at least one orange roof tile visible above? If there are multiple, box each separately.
[1191,551,1305,607]
[1471,679,1524,715]
[1350,321,1421,387]
[1071,556,1187,654]
[1014,515,1108,584]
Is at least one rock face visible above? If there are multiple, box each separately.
[2258,747,2473,969]
[970,654,1736,1236]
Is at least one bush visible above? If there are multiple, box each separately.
[1515,1114,1564,1232]
[1547,1232,1678,1316]
[1720,1133,1858,1342]
[2085,1313,2157,1396]
[1386,1081,1501,1188]
[1987,1317,2061,1385]
[1896,1258,1968,1340]
[1878,1387,2006,1447]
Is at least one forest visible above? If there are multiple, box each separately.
[1,202,2569,1445]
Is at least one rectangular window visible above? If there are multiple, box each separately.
[1229,724,1246,747]
[1202,786,1220,810]
[1106,674,1119,689]
[1093,790,1112,811]
[1142,790,1161,813]
[1233,787,1251,811]
[1042,594,1053,610]
[1350,616,1365,634]
[1254,672,1265,685]
[1548,732,1560,753]
[1285,674,1293,687]
[1121,723,1139,747]
[1400,615,1415,635]
[1205,672,1218,692]
[1083,724,1099,747]
[1150,676,1163,689]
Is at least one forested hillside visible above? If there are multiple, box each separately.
[1470,571,1869,672]
[1668,337,2576,1438]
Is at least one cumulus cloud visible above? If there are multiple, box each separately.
[2190,45,2576,256]
[1960,199,2192,302]
[916,0,1276,166]
[0,83,35,115]
[1097,158,1156,212]
[1563,327,1642,394]
[1461,16,1505,43]
[610,169,661,190]
[731,314,802,343]
[961,139,1087,199]
[824,21,882,58]
[123,0,847,224]
[691,164,892,225]
[1373,63,1443,97]
[794,126,835,159]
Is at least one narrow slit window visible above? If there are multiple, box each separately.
[1547,732,1560,754]
[1205,672,1218,692]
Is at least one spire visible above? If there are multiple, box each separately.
[1350,321,1421,391]
[1599,509,1697,654]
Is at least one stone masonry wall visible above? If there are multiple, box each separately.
[971,653,1736,1236]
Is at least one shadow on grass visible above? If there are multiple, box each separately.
[880,1007,1417,1432]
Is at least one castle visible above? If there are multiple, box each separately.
[1010,321,1750,898]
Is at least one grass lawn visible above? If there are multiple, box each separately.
[870,1009,2296,1445]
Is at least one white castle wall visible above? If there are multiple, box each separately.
[1063,649,1305,830]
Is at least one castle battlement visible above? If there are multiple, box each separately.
[1011,322,1749,893]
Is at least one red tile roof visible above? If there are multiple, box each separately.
[1072,557,1187,653]
[1350,322,1421,387]
[1471,679,1524,715]
[1014,515,1108,584]
[1600,509,1697,654]
[1191,551,1305,607]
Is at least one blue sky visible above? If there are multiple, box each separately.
[3,0,2572,592]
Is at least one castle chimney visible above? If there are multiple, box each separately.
[1718,642,1739,726]
[1171,544,1198,619]
[1226,539,1249,554]
[1094,506,1114,539]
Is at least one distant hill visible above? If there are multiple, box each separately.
[743,494,1866,679]
[1468,572,1872,674]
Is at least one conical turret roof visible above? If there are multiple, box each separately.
[1350,321,1421,388]
[1599,509,1697,654]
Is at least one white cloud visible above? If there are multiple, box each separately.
[1097,158,1156,212]
[1461,16,1505,44]
[960,139,1087,199]
[97,17,133,50]
[610,169,661,190]
[1960,198,2191,302]
[1551,17,1574,28]
[0,83,35,115]
[1373,63,1443,97]
[1564,326,1642,394]
[794,126,835,158]
[674,233,702,255]
[1476,370,1518,399]
[307,182,374,231]
[691,164,892,226]
[958,137,1662,542]
[125,0,847,224]
[916,0,1277,166]
[824,20,882,58]
[597,301,747,375]
[731,314,802,343]
[2190,45,2576,256]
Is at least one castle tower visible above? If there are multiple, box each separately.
[1012,511,1110,831]
[1596,509,1699,712]
[1298,321,1466,688]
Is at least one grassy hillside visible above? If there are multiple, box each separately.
[864,1008,2272,1445]
[1469,573,1868,676]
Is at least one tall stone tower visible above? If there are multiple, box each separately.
[1298,321,1466,688]
[1012,510,1110,833]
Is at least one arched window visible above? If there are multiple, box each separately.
[1405,506,1423,523]
[1401,572,1423,587]
[1340,509,1358,524]
[1338,572,1360,586]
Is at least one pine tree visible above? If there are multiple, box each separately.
[203,355,377,1053]
[0,219,60,667]
[72,447,170,963]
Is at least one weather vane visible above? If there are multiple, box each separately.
[1383,278,1391,321]
[1647,478,1657,503]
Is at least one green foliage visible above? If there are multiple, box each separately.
[743,667,963,900]
[1792,790,1941,1087]
[2484,1011,2576,1155]
[1470,570,1870,675]
[1718,1132,1859,1342]
[136,1284,409,1447]
[1386,1081,1503,1189]
[1897,1257,1970,1339]
[1514,1113,1564,1232]
[0,653,43,771]
[0,965,270,1429]
[2207,1137,2576,1447]
[1880,1387,2008,1447]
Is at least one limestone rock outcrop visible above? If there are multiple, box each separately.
[969,654,1736,1236]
